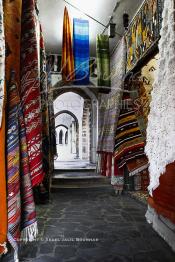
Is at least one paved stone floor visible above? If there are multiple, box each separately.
[2,188,175,262]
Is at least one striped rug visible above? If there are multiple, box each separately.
[62,7,75,82]
[73,18,90,85]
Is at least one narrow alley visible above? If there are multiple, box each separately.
[2,188,175,262]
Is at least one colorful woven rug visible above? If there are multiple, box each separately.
[96,35,111,87]
[114,94,145,168]
[21,0,44,187]
[62,7,75,82]
[73,18,90,85]
[4,0,37,259]
[0,0,5,128]
[97,37,126,153]
[0,0,7,255]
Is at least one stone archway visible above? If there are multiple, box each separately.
[52,87,98,164]
[55,110,80,159]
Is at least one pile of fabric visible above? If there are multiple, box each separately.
[0,0,51,261]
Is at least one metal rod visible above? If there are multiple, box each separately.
[63,0,108,29]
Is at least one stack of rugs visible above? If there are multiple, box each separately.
[0,1,51,261]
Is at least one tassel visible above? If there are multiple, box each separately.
[14,250,19,262]
[0,242,8,254]
[20,222,38,243]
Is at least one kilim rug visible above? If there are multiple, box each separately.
[4,0,37,260]
[0,0,7,255]
[0,0,5,128]
[21,0,44,187]
[73,18,90,85]
[114,94,146,168]
[98,37,126,153]
[96,35,111,87]
[62,7,75,82]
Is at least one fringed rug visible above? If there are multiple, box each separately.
[21,0,44,187]
[62,7,75,82]
[0,0,7,255]
[114,94,145,168]
[73,18,90,85]
[0,0,5,128]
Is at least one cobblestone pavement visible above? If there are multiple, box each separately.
[2,188,175,262]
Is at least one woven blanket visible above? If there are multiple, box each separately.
[0,0,7,255]
[114,94,145,168]
[96,35,111,87]
[62,7,75,82]
[97,37,126,153]
[0,0,5,128]
[4,0,37,259]
[145,0,175,194]
[21,0,44,187]
[73,18,89,85]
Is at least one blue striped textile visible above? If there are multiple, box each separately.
[73,18,90,85]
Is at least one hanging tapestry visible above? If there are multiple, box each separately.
[114,94,145,169]
[0,0,7,255]
[96,35,111,87]
[98,37,126,154]
[0,0,5,128]
[62,7,75,82]
[4,0,37,259]
[145,0,175,195]
[21,0,44,187]
[73,18,90,85]
[126,0,163,72]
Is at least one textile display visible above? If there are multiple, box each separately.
[147,162,175,224]
[114,94,145,169]
[96,35,111,87]
[98,37,126,153]
[4,0,37,259]
[97,153,113,177]
[73,18,90,85]
[0,95,7,255]
[21,0,44,187]
[0,0,7,255]
[126,0,163,72]
[0,0,5,128]
[62,7,75,82]
[145,0,175,194]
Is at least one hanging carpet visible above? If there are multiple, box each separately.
[21,0,44,187]
[62,7,75,82]
[4,0,37,260]
[96,34,111,87]
[73,18,90,85]
[0,0,7,255]
[97,37,126,153]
